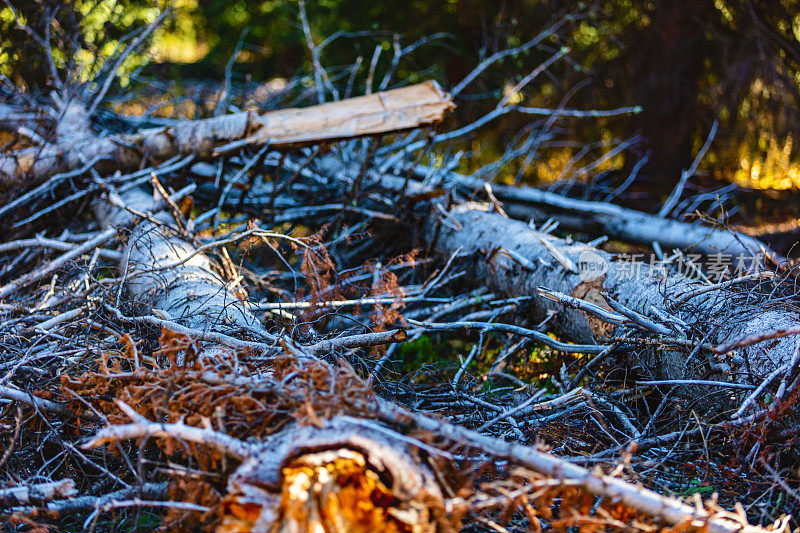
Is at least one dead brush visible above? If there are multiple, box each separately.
[61,329,382,439]
[296,237,415,349]
[58,328,393,529]
[2,6,796,527]
[299,229,339,305]
[368,250,419,334]
[462,466,747,533]
[53,322,779,532]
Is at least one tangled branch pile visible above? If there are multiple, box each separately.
[1,6,799,532]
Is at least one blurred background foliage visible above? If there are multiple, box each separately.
[4,0,800,193]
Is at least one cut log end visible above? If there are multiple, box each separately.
[219,418,447,533]
[221,450,436,533]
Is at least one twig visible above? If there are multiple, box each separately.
[715,325,800,354]
[637,380,757,390]
[308,328,407,355]
[0,228,116,298]
[17,483,168,514]
[537,286,627,326]
[299,1,337,102]
[408,319,608,354]
[497,47,568,108]
[105,305,277,352]
[365,45,382,95]
[476,389,547,432]
[605,298,672,335]
[86,8,171,116]
[0,384,75,416]
[673,271,774,306]
[0,156,104,219]
[450,16,570,97]
[0,235,121,260]
[658,120,718,218]
[731,363,789,418]
[214,26,250,116]
[376,399,768,533]
[568,343,618,390]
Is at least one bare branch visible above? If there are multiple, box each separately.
[83,401,253,460]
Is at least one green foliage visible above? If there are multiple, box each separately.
[683,478,715,496]
[398,334,440,371]
[0,0,163,89]
[96,267,114,281]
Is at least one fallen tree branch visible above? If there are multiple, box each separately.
[0,384,75,417]
[375,399,773,533]
[0,479,76,507]
[376,167,781,263]
[715,325,800,354]
[1,82,454,191]
[9,483,169,515]
[418,204,799,392]
[407,318,608,353]
[85,401,254,460]
[308,328,407,355]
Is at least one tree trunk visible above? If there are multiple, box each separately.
[421,204,797,393]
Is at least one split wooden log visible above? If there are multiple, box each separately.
[421,203,798,391]
[0,82,454,192]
